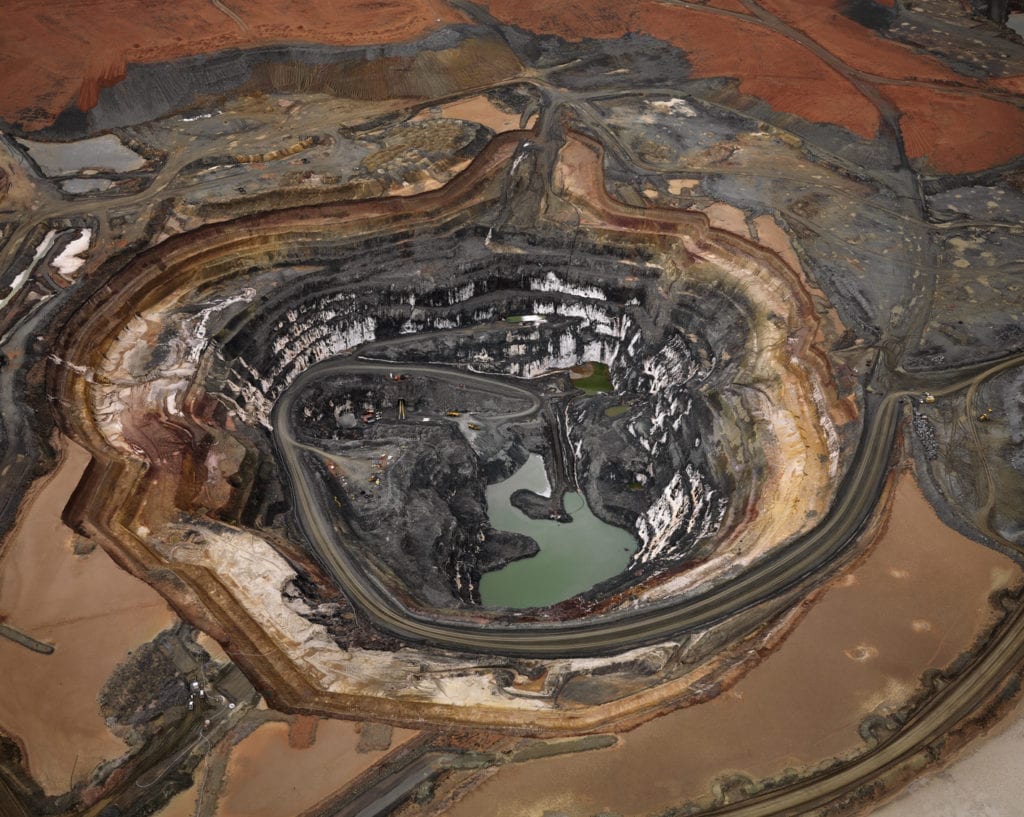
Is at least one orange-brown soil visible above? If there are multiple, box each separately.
[483,0,880,137]
[992,75,1024,94]
[215,719,417,817]
[3,0,1017,177]
[0,0,463,130]
[480,0,1021,172]
[288,714,319,749]
[758,0,975,84]
[635,4,881,139]
[414,94,528,133]
[750,0,1024,172]
[0,439,176,795]
[444,467,1021,817]
[882,85,1024,174]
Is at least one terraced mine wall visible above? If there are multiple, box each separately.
[44,130,853,694]
[207,225,731,608]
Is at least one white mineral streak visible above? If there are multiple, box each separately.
[809,372,842,480]
[88,205,842,611]
[50,228,92,278]
[89,291,255,455]
[539,300,624,337]
[228,311,380,426]
[227,278,631,425]
[161,522,573,710]
[0,230,57,311]
[181,111,219,122]
[449,282,475,304]
[614,328,722,565]
[634,466,717,565]
[530,271,607,301]
[510,333,619,379]
[632,233,842,603]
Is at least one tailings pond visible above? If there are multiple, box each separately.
[479,454,637,608]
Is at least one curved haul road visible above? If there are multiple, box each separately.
[273,355,1024,657]
[275,353,1024,815]
[273,358,913,657]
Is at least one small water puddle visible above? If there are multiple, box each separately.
[479,454,637,608]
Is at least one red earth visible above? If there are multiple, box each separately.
[481,0,1024,172]
[1,0,1021,173]
[0,0,463,131]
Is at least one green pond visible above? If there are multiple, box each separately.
[478,454,637,608]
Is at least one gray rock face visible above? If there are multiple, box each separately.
[203,220,739,608]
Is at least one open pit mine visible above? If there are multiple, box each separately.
[1,2,1024,817]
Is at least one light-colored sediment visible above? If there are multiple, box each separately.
[152,520,797,728]
[215,719,417,817]
[442,467,1022,817]
[0,438,176,795]
[753,214,804,275]
[700,202,751,238]
[870,693,1024,817]
[667,179,700,195]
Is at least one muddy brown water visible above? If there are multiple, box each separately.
[0,438,176,795]
[214,719,417,817]
[445,467,1021,817]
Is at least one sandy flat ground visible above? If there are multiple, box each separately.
[872,695,1024,817]
[444,467,1021,817]
[415,95,526,133]
[214,719,418,817]
[0,438,176,795]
